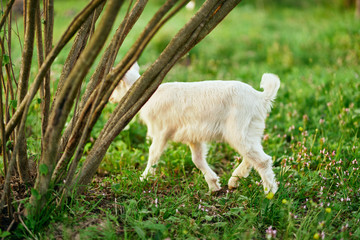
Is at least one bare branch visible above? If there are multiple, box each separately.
[0,0,15,31]
[44,0,54,55]
[0,34,15,125]
[35,0,46,141]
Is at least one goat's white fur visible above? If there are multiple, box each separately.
[110,63,280,194]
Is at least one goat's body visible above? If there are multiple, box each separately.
[110,64,280,194]
[141,81,267,144]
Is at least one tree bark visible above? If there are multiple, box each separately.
[40,0,53,145]
[16,0,38,183]
[0,45,12,218]
[356,0,360,18]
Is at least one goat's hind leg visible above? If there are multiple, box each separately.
[227,140,277,194]
[246,143,278,194]
[140,137,167,181]
[228,157,252,189]
[189,142,221,192]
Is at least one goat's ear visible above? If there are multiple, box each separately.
[123,62,141,86]
[132,61,140,73]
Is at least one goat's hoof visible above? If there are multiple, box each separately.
[228,177,239,189]
[210,185,221,192]
[211,178,222,192]
[264,183,278,195]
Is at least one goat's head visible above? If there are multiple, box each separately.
[109,62,140,103]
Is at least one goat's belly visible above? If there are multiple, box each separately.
[170,124,224,143]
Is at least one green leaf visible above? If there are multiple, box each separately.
[213,222,227,228]
[134,226,146,239]
[5,140,13,150]
[31,188,41,200]
[166,216,180,222]
[0,230,11,238]
[2,54,10,66]
[111,183,121,193]
[139,208,151,214]
[9,100,17,109]
[39,164,49,176]
[142,221,167,232]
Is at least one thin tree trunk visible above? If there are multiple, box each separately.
[16,0,38,183]
[35,0,47,165]
[41,0,53,145]
[0,35,15,126]
[35,1,44,91]
[356,0,360,18]
[28,0,124,216]
[23,0,27,33]
[0,43,12,219]
[0,62,7,177]
[4,10,17,127]
[48,5,100,170]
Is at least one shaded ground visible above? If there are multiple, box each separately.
[0,175,28,233]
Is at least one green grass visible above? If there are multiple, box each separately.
[5,1,360,239]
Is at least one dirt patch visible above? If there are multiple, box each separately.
[0,173,35,231]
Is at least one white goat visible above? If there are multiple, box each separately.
[110,62,280,194]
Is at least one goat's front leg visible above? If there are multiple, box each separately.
[189,142,221,192]
[140,138,167,181]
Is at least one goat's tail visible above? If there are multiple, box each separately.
[260,73,280,103]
